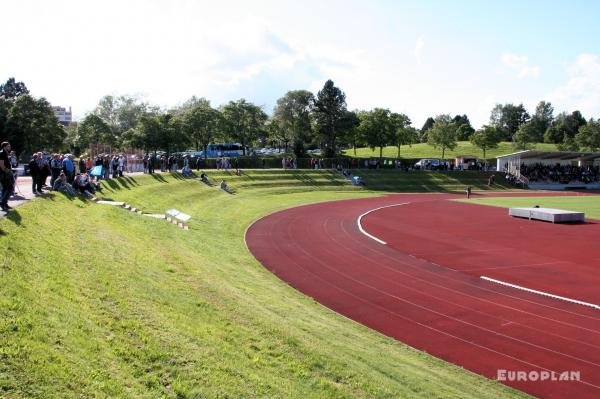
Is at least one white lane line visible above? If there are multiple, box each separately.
[481,276,600,311]
[357,202,410,245]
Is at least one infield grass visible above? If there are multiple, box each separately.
[458,195,600,220]
[0,170,529,398]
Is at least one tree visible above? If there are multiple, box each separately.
[358,108,395,158]
[183,99,221,159]
[93,94,150,146]
[342,110,363,156]
[489,103,530,140]
[272,90,314,156]
[220,99,268,155]
[544,111,586,144]
[390,112,415,158]
[557,135,579,151]
[527,101,554,142]
[471,125,502,161]
[512,122,538,150]
[0,77,29,100]
[77,114,113,149]
[131,114,163,152]
[427,114,457,159]
[575,119,600,151]
[420,117,435,142]
[312,80,348,157]
[3,94,65,155]
[453,114,475,140]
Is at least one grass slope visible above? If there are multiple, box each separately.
[0,170,529,398]
[344,141,557,160]
[358,170,516,192]
[459,195,600,219]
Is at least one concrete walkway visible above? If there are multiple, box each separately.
[0,176,35,220]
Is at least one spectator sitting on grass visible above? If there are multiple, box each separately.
[52,172,77,196]
[220,180,234,194]
[73,172,101,197]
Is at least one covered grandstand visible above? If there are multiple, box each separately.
[496,150,600,189]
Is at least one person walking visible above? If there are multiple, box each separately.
[0,142,15,211]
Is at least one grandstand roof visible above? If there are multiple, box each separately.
[496,150,600,161]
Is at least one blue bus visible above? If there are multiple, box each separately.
[204,143,244,158]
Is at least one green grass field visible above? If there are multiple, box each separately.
[458,195,600,219]
[0,170,529,398]
[343,141,557,160]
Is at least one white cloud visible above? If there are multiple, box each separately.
[501,53,540,78]
[548,53,600,118]
[414,36,425,63]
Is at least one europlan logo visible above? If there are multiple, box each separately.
[497,369,581,382]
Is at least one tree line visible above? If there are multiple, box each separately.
[1,76,599,160]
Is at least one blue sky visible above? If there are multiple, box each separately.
[2,0,599,128]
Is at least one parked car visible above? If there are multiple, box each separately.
[414,159,442,170]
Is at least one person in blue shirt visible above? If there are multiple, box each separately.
[50,154,62,188]
[63,155,75,183]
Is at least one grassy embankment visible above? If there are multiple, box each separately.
[0,170,529,398]
[458,195,600,219]
[344,141,557,160]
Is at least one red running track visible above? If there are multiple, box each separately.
[246,193,600,399]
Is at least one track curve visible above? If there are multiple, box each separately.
[246,193,600,399]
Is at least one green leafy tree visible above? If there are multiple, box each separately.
[183,99,221,159]
[390,112,415,158]
[220,99,268,155]
[0,97,12,142]
[490,103,530,140]
[0,77,29,100]
[453,114,475,140]
[130,114,163,152]
[575,119,600,151]
[544,111,586,144]
[527,101,554,142]
[77,114,113,149]
[557,135,579,151]
[312,80,348,157]
[359,108,395,158]
[64,122,81,155]
[420,117,435,142]
[427,114,457,159]
[470,125,502,160]
[273,90,314,156]
[93,95,150,146]
[127,113,187,154]
[3,94,65,155]
[342,110,363,156]
[512,122,538,150]
[163,113,189,154]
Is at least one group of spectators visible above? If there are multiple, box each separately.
[283,158,297,169]
[519,163,600,184]
[26,152,119,197]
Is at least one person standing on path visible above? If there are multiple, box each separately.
[466,185,472,199]
[28,153,40,195]
[0,142,15,211]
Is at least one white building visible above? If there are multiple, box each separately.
[496,150,600,189]
[53,106,72,126]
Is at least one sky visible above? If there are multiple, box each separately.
[2,0,600,128]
